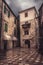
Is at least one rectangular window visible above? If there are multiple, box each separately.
[25,12,28,17]
[4,5,6,13]
[14,28,16,37]
[5,23,8,32]
[8,11,10,17]
[14,18,16,24]
[24,30,29,35]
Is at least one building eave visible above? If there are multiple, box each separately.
[19,6,38,15]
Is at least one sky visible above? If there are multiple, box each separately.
[5,0,43,16]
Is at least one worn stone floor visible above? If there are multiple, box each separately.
[0,48,43,65]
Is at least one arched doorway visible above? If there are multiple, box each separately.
[25,40,30,48]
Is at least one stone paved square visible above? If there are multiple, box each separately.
[0,48,43,65]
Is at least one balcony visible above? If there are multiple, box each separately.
[22,22,30,29]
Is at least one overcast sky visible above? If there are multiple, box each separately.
[5,0,43,16]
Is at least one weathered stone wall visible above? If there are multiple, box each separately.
[1,1,17,50]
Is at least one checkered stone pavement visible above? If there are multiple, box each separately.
[0,48,43,65]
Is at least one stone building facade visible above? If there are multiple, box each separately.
[19,7,39,48]
[0,0,18,50]
[39,4,43,53]
[0,0,41,50]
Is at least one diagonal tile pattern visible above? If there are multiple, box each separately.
[0,48,43,65]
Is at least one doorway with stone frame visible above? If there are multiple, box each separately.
[25,40,30,48]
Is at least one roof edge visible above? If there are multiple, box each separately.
[2,0,17,18]
[19,6,38,15]
[39,3,43,11]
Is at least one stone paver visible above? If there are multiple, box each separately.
[0,48,43,65]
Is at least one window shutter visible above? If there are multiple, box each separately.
[5,23,8,32]
[8,11,10,17]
